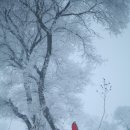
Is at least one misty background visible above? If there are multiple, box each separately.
[83,23,130,118]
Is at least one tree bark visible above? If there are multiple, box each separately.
[9,99,32,130]
[38,78,58,130]
[37,33,59,130]
[23,70,33,120]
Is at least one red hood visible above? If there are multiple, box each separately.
[72,122,78,130]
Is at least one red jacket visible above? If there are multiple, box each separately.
[72,122,78,130]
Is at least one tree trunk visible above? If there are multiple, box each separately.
[37,33,59,130]
[38,78,58,130]
[9,99,32,130]
[23,70,33,120]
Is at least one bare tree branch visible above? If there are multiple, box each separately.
[61,2,102,17]
[9,99,32,130]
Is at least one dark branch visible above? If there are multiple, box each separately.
[9,99,32,130]
[34,65,41,75]
[61,2,101,17]
[29,25,46,55]
[2,9,29,60]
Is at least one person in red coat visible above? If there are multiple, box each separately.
[72,121,78,130]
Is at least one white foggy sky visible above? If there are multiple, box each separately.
[83,23,130,119]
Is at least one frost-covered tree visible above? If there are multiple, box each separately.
[0,0,130,130]
[114,106,130,130]
[0,1,46,129]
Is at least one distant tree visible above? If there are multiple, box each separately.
[114,106,130,130]
[97,78,112,130]
[0,0,130,130]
